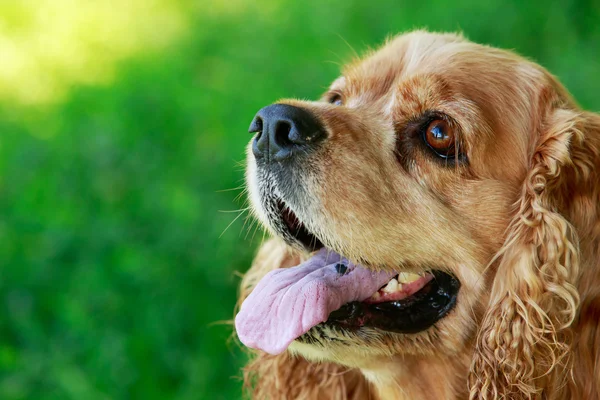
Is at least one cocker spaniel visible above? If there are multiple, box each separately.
[234,31,600,399]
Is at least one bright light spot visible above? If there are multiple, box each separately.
[0,0,189,106]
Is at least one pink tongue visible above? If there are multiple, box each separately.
[235,248,396,355]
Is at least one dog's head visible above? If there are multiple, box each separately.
[242,31,600,398]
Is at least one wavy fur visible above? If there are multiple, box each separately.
[236,31,600,399]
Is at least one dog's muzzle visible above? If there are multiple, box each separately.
[249,104,327,162]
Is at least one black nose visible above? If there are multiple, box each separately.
[249,104,326,161]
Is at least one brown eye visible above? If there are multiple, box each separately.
[329,93,343,106]
[423,119,456,158]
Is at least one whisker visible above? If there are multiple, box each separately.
[219,209,248,238]
[234,189,249,203]
[215,185,245,193]
[249,221,262,242]
[240,215,256,240]
[218,207,251,213]
[233,158,247,167]
[324,59,343,67]
[336,33,359,60]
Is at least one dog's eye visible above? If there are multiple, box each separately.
[328,93,343,106]
[423,119,456,158]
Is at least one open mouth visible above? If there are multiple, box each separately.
[273,198,460,336]
[325,270,459,334]
[277,199,324,251]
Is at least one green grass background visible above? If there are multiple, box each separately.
[0,1,598,399]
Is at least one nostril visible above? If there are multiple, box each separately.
[274,121,292,148]
[249,116,264,139]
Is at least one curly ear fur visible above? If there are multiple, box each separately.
[566,111,600,400]
[237,238,375,399]
[469,102,600,399]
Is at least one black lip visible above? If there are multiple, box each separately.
[275,199,324,251]
[325,271,460,334]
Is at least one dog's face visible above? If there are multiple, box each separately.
[245,32,571,368]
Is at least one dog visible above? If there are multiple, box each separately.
[234,31,600,399]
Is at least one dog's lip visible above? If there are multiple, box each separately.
[276,199,324,251]
[324,270,460,334]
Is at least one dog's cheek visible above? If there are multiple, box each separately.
[447,179,516,252]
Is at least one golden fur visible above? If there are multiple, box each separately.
[237,31,600,399]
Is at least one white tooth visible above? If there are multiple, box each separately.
[397,272,421,284]
[382,278,399,293]
[381,281,391,294]
[370,292,381,300]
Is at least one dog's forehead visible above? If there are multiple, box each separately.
[330,32,556,137]
[333,31,547,110]
[335,32,468,96]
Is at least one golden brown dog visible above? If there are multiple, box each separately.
[235,31,600,399]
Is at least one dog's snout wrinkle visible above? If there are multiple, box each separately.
[250,103,326,162]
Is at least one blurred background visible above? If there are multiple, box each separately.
[0,0,598,399]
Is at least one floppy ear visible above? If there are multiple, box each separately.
[566,111,600,399]
[468,104,593,399]
[236,238,374,399]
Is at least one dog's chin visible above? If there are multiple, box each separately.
[261,195,461,351]
[288,325,438,367]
